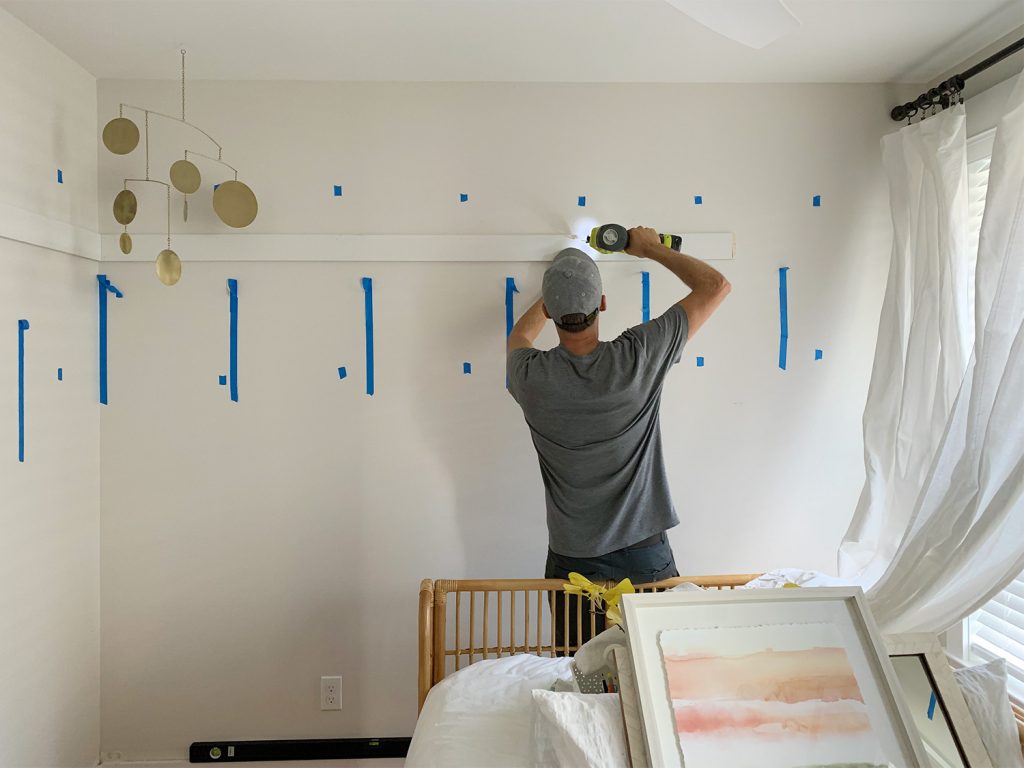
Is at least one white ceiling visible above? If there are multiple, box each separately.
[3,0,1022,83]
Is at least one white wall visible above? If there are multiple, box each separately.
[0,8,99,768]
[96,80,897,758]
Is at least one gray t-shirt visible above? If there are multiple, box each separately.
[507,304,689,558]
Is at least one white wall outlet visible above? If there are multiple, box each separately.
[320,675,342,710]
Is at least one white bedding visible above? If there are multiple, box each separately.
[406,654,574,767]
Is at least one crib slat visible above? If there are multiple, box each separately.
[482,591,490,661]
[523,590,529,654]
[563,591,570,656]
[510,591,517,654]
[454,591,461,671]
[536,590,542,653]
[497,591,504,657]
[576,594,582,653]
[469,592,476,665]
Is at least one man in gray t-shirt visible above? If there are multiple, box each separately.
[507,227,730,647]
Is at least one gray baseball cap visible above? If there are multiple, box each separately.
[542,248,603,326]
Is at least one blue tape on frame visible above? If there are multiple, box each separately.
[815,348,823,361]
[97,274,124,405]
[334,185,343,197]
[696,356,705,367]
[927,692,936,721]
[778,267,789,371]
[218,375,227,386]
[505,277,519,388]
[641,272,650,323]
[57,169,63,184]
[577,196,586,207]
[694,195,702,205]
[337,366,347,380]
[459,193,468,203]
[813,194,821,207]
[362,277,374,396]
[463,362,472,374]
[18,319,29,462]
[227,279,238,402]
[57,368,63,381]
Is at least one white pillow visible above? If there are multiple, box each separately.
[952,658,1024,768]
[531,690,627,768]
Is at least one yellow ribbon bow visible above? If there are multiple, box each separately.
[562,573,635,626]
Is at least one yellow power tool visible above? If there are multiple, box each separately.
[586,224,682,255]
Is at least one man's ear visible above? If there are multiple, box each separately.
[599,295,607,312]
[542,303,551,319]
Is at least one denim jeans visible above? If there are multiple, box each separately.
[544,532,678,652]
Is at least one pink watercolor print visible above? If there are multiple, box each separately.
[657,624,890,768]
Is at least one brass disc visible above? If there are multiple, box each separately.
[170,159,201,194]
[113,189,138,225]
[119,232,132,255]
[102,117,140,154]
[212,180,258,228]
[156,249,182,286]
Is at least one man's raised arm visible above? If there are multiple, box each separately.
[507,298,548,351]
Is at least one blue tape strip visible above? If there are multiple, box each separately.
[97,275,123,405]
[577,196,586,207]
[57,367,63,381]
[815,348,823,360]
[463,362,472,374]
[459,193,468,203]
[218,375,227,386]
[337,366,347,380]
[505,277,519,388]
[18,319,28,462]
[333,185,343,197]
[696,356,705,367]
[813,194,821,207]
[778,267,789,371]
[641,272,650,323]
[694,195,702,205]
[57,169,63,184]
[227,279,238,402]
[927,692,936,721]
[362,277,374,396]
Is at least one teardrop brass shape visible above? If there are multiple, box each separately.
[119,232,132,254]
[102,117,140,154]
[156,249,182,286]
[113,189,138,225]
[183,196,188,222]
[170,159,201,194]
[212,180,258,228]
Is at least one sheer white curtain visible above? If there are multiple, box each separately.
[840,74,1024,633]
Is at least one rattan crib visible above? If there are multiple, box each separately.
[417,573,760,712]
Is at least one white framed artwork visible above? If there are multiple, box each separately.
[620,588,927,768]
[885,633,992,768]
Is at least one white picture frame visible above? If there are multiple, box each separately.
[620,587,927,768]
[885,633,993,768]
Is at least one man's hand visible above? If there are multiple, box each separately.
[624,227,662,258]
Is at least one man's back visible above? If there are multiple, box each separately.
[508,304,689,558]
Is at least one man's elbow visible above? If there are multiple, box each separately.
[706,275,731,299]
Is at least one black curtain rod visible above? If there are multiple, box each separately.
[890,35,1024,122]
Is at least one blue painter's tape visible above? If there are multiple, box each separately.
[97,275,124,405]
[694,195,702,205]
[218,375,227,386]
[227,279,238,402]
[459,193,469,203]
[18,319,29,462]
[333,184,343,197]
[57,368,63,381]
[813,194,821,207]
[779,267,789,371]
[362,277,374,396]
[463,362,472,374]
[696,356,705,367]
[214,183,221,191]
[641,271,650,323]
[337,366,347,380]
[505,277,519,388]
[927,692,936,721]
[815,348,823,360]
[577,196,586,207]
[57,169,63,184]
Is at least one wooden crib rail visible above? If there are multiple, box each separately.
[417,574,760,712]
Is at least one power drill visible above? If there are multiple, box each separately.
[586,224,683,255]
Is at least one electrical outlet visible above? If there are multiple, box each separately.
[321,675,342,710]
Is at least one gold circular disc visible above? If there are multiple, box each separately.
[113,189,138,225]
[170,159,201,194]
[119,232,132,255]
[156,249,182,286]
[212,180,258,228]
[102,117,140,155]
